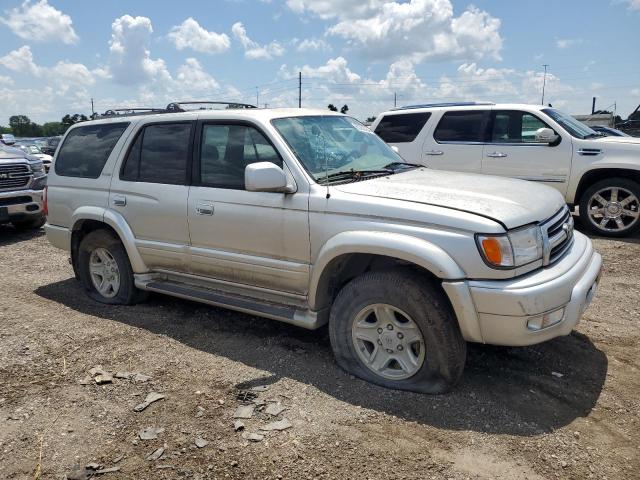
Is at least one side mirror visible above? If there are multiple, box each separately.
[391,146,400,153]
[534,127,559,145]
[245,162,295,193]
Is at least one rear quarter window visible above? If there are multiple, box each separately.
[433,111,488,143]
[374,112,431,143]
[55,123,129,178]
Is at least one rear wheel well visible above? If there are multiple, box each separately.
[575,169,640,204]
[315,253,442,310]
[71,220,119,278]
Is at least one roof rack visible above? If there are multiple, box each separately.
[94,101,258,119]
[391,102,495,111]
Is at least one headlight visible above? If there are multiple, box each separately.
[476,225,543,268]
[30,162,44,173]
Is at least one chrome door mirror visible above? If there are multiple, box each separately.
[534,127,559,144]
[245,162,295,193]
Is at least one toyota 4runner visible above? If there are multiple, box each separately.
[0,144,47,229]
[45,104,602,393]
[372,102,640,237]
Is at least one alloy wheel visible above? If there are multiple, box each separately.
[89,247,121,298]
[587,186,639,233]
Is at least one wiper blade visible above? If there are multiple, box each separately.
[383,162,422,170]
[318,169,393,184]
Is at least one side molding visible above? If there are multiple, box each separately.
[309,231,466,310]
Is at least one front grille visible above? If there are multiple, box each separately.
[0,163,31,190]
[541,207,574,265]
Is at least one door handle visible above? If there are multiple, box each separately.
[195,202,214,216]
[424,150,444,156]
[486,152,508,158]
[112,194,126,207]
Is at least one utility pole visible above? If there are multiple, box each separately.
[591,97,596,114]
[298,72,302,108]
[394,92,397,108]
[541,64,549,105]
[91,97,95,116]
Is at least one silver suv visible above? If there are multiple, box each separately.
[45,104,602,393]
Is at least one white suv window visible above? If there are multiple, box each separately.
[374,112,431,143]
[490,110,549,144]
[433,111,489,143]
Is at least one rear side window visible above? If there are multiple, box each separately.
[374,112,431,143]
[55,123,129,178]
[121,123,192,185]
[433,111,488,143]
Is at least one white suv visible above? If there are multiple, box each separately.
[372,102,640,237]
[45,103,601,393]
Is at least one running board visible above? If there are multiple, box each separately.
[138,279,326,330]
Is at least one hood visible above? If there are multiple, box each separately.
[592,136,640,145]
[335,169,566,230]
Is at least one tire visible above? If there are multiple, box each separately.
[579,177,640,237]
[12,215,46,230]
[329,268,466,394]
[77,229,147,305]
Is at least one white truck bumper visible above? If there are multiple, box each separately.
[445,231,602,346]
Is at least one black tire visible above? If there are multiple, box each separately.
[12,215,45,230]
[77,229,147,305]
[579,177,640,237]
[329,268,466,394]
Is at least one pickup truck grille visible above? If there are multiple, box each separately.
[541,207,574,265]
[0,163,31,190]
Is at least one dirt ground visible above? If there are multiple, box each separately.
[0,220,638,480]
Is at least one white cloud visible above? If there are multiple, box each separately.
[282,56,361,83]
[231,22,284,60]
[107,15,171,85]
[556,38,582,49]
[0,75,13,86]
[168,18,231,54]
[286,0,502,64]
[176,58,220,92]
[0,46,41,76]
[625,0,640,9]
[0,0,78,44]
[295,37,330,52]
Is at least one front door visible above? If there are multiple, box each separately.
[481,109,572,195]
[109,121,193,271]
[187,121,310,295]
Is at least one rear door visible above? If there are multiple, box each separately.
[482,109,571,194]
[109,121,193,271]
[422,110,489,173]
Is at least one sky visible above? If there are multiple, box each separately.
[0,0,638,125]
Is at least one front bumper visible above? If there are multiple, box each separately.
[444,231,602,346]
[0,189,44,223]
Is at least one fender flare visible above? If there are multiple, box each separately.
[71,206,148,273]
[308,231,465,310]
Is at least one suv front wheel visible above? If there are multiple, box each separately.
[329,269,466,394]
[579,178,640,237]
[77,229,147,305]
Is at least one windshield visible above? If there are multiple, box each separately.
[25,145,41,154]
[272,115,406,184]
[542,108,599,139]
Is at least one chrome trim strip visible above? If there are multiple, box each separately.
[515,177,566,183]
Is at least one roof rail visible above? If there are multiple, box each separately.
[391,102,495,111]
[93,101,258,119]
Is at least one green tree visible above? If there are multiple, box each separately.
[327,104,338,112]
[366,116,377,123]
[9,115,32,137]
[61,113,89,128]
[340,104,349,114]
[42,122,66,136]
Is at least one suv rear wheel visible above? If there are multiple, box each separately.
[579,178,640,237]
[329,269,466,394]
[77,230,147,305]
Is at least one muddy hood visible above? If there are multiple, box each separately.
[335,169,566,229]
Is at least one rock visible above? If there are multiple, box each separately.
[195,437,209,448]
[233,420,245,432]
[86,462,102,470]
[551,371,564,378]
[146,447,165,461]
[560,461,568,468]
[260,418,292,431]
[89,366,113,385]
[79,376,92,386]
[231,460,239,467]
[139,427,165,440]
[265,403,286,416]
[195,406,205,418]
[134,392,165,412]
[112,454,124,464]
[233,404,255,419]
[66,465,92,480]
[242,432,264,442]
[250,385,269,392]
[115,372,152,383]
[94,466,120,474]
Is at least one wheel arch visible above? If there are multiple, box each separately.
[309,231,466,312]
[574,168,640,205]
[70,207,148,274]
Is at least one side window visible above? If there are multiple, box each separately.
[55,123,129,178]
[433,111,489,143]
[120,123,192,185]
[491,110,549,143]
[199,124,282,190]
[374,112,431,143]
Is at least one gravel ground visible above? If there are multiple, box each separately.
[0,221,638,479]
